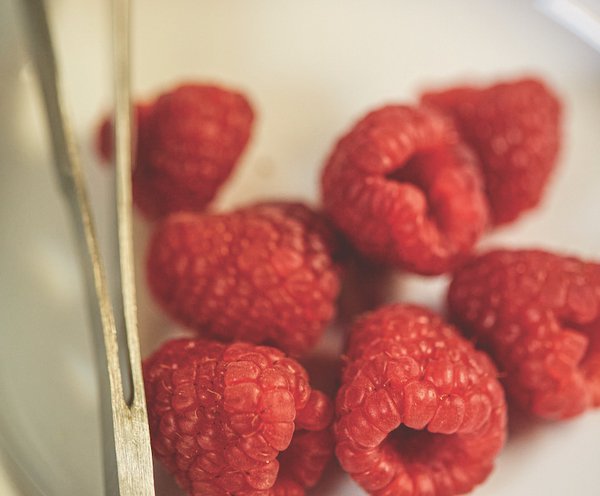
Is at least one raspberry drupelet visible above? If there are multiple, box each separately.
[321,105,489,276]
[335,304,506,495]
[448,249,600,419]
[143,338,334,496]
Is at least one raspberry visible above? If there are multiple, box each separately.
[147,201,341,355]
[448,249,600,419]
[143,338,334,495]
[321,105,489,275]
[335,304,506,496]
[95,83,254,219]
[421,78,562,225]
[96,102,154,164]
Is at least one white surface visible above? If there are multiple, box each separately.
[0,461,18,496]
[1,1,600,495]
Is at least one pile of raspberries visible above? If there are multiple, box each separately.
[96,77,600,496]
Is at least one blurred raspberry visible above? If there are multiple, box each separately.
[335,304,506,495]
[421,77,562,225]
[321,105,489,275]
[448,249,600,419]
[95,83,254,219]
[147,201,341,356]
[143,338,334,495]
[95,102,154,164]
[336,250,395,327]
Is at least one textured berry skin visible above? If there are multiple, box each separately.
[448,249,600,420]
[421,78,562,225]
[321,105,489,275]
[143,338,334,495]
[335,304,506,496]
[96,83,254,219]
[147,201,341,356]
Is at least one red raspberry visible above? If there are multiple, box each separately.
[147,201,341,355]
[95,83,254,219]
[96,102,154,164]
[421,78,562,225]
[321,105,489,275]
[143,338,334,495]
[335,304,506,496]
[448,249,600,420]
